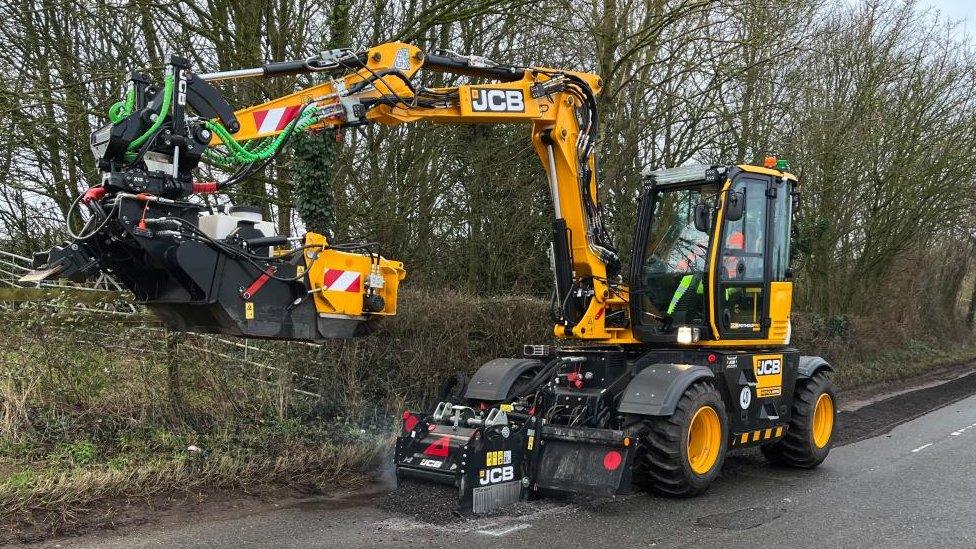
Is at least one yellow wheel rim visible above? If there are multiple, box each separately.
[812,393,834,449]
[687,405,721,475]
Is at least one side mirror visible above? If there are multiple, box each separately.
[693,203,711,232]
[726,190,744,221]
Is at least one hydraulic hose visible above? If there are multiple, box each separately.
[204,103,321,165]
[108,89,136,123]
[128,75,175,152]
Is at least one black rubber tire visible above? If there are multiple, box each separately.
[632,382,728,497]
[761,370,836,468]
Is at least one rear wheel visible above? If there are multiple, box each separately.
[761,370,835,468]
[632,382,728,496]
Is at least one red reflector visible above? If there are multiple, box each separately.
[603,450,623,471]
[402,413,418,432]
[424,435,451,457]
[707,354,718,363]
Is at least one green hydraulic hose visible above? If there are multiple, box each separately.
[109,75,321,169]
[107,101,126,123]
[127,74,174,152]
[108,89,135,123]
[205,137,272,165]
[204,104,320,165]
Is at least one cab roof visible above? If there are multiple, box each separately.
[643,163,797,188]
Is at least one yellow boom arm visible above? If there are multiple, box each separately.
[207,42,637,344]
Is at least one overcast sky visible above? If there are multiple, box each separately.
[920,0,976,29]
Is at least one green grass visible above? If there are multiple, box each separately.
[0,440,384,536]
[0,311,391,541]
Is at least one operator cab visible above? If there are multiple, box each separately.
[629,161,798,346]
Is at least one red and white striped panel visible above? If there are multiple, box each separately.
[252,106,302,134]
[322,269,361,293]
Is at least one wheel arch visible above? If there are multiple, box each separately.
[797,355,833,380]
[617,363,716,417]
[463,358,543,401]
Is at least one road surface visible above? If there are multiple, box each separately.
[30,384,976,549]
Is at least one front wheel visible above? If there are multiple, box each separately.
[632,382,728,497]
[761,370,836,468]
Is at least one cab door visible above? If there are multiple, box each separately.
[712,170,794,342]
[714,173,772,339]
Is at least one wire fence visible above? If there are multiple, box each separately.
[0,246,323,400]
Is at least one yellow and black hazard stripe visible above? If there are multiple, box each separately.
[731,426,785,447]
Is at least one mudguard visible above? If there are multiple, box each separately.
[617,363,715,416]
[798,355,833,379]
[464,358,542,401]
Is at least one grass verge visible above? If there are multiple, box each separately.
[0,441,384,542]
[832,343,976,389]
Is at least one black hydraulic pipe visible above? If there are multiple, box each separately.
[423,53,525,82]
[262,52,368,78]
[262,60,310,77]
[243,235,291,248]
[551,219,576,323]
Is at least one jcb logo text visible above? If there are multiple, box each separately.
[471,89,525,112]
[756,358,781,376]
[479,465,515,485]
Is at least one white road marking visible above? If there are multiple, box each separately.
[949,422,976,436]
[476,523,532,537]
[908,422,976,453]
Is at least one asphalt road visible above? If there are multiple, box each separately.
[31,388,976,549]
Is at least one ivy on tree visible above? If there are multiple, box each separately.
[291,130,338,238]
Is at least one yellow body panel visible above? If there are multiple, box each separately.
[768,281,793,344]
[737,164,798,181]
[707,180,733,339]
[302,233,405,318]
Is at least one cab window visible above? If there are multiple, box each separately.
[640,186,719,326]
[717,177,767,336]
[720,180,765,282]
[769,178,792,280]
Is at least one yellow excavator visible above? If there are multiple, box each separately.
[26,41,836,514]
